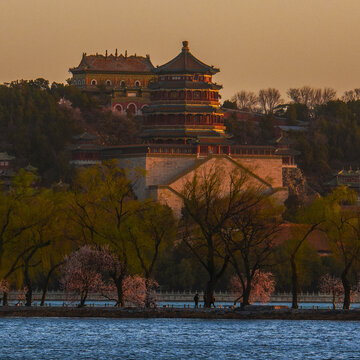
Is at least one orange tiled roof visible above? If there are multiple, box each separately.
[70,53,154,74]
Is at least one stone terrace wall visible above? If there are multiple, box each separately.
[145,155,196,187]
[119,154,287,213]
[157,156,287,217]
[118,156,147,199]
[234,157,283,188]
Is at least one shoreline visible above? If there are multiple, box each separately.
[1,306,360,320]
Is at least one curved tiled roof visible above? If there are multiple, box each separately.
[155,41,219,75]
[70,53,154,74]
[0,152,15,161]
[73,132,98,141]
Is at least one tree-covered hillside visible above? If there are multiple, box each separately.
[0,79,139,185]
[224,87,360,191]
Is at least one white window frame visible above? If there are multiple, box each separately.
[114,104,123,112]
[127,103,137,113]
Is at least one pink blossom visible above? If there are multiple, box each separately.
[319,273,343,309]
[17,287,28,305]
[123,276,158,307]
[61,245,114,306]
[0,279,8,293]
[61,245,158,307]
[230,271,275,304]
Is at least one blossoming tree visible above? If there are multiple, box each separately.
[229,271,275,305]
[319,274,343,310]
[61,245,112,306]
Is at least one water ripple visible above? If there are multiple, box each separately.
[0,318,359,359]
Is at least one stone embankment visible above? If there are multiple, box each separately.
[1,306,360,321]
[5,291,351,303]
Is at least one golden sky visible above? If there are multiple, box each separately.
[1,0,359,100]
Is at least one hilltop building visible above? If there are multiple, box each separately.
[0,152,16,187]
[70,51,154,115]
[325,168,360,195]
[69,41,297,215]
[69,132,102,167]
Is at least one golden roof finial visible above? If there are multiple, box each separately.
[182,40,189,51]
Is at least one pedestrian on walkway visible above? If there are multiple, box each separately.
[194,293,199,308]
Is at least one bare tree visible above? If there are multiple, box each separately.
[258,88,283,114]
[232,91,258,111]
[287,86,315,107]
[287,86,336,107]
[222,196,283,308]
[341,89,360,102]
[181,164,267,308]
[321,87,337,104]
[287,88,302,104]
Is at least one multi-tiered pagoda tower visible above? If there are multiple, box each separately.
[141,41,226,144]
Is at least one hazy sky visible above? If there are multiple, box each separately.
[1,0,360,100]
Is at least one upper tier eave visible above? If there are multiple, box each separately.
[154,41,220,75]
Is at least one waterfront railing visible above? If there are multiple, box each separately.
[4,290,358,303]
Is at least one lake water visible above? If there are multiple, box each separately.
[0,318,359,359]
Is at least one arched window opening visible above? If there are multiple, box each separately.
[127,103,137,114]
[115,104,123,112]
[91,79,97,86]
[135,80,141,87]
[120,80,126,88]
[106,80,112,86]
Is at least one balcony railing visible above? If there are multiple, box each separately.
[150,99,220,105]
[146,144,276,156]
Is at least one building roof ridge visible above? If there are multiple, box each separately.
[155,41,219,74]
[70,52,154,73]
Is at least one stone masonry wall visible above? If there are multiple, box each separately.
[145,155,197,187]
[158,156,287,216]
[119,154,287,215]
[117,156,147,199]
[233,157,283,188]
